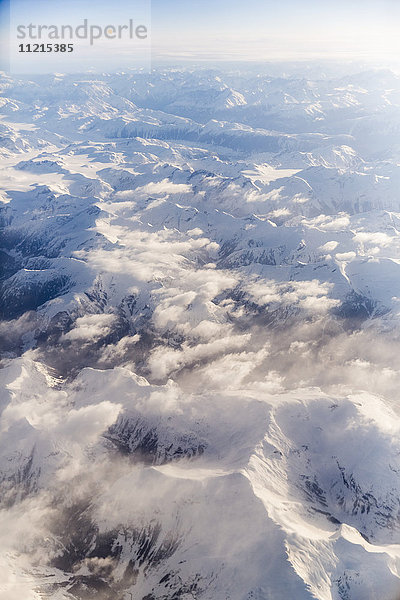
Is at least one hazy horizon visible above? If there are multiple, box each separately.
[1,0,400,73]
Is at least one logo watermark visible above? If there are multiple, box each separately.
[16,19,148,46]
[7,0,151,74]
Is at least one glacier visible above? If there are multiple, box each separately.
[1,66,400,600]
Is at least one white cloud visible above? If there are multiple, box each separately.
[63,314,117,342]
[147,334,250,380]
[334,251,356,262]
[305,214,350,231]
[53,401,121,445]
[319,241,338,252]
[187,227,203,236]
[353,231,394,248]
[135,179,192,196]
[243,278,339,315]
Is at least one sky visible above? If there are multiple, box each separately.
[1,0,400,72]
[150,0,400,62]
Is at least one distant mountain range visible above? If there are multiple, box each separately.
[1,67,400,600]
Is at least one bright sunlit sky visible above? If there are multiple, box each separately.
[1,0,400,71]
[150,0,400,61]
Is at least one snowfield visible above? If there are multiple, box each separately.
[1,66,400,600]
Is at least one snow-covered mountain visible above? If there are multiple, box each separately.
[1,66,400,600]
